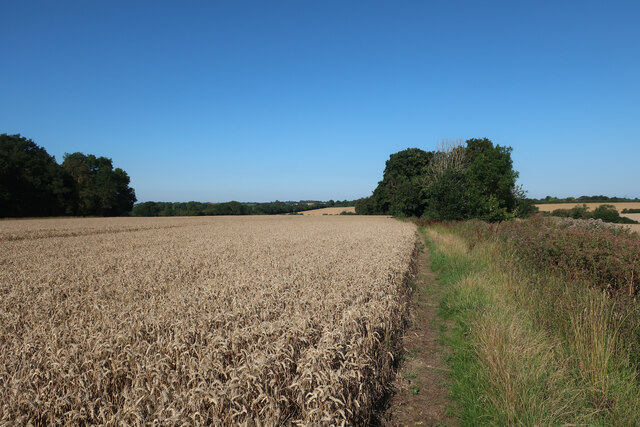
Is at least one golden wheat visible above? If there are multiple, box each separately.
[0,216,416,425]
[535,202,640,212]
[297,207,356,216]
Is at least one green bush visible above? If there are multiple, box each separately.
[547,204,638,224]
[358,138,526,222]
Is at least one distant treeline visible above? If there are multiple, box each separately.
[534,195,640,204]
[132,200,355,216]
[0,134,136,218]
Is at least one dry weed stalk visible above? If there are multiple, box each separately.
[425,138,466,181]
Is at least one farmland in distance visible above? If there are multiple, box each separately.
[535,203,640,233]
[535,202,640,212]
[622,213,640,233]
[297,207,356,215]
[0,216,417,425]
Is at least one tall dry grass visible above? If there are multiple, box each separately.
[427,220,640,424]
[426,228,589,424]
[0,216,417,425]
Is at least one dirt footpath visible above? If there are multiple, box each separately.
[382,237,457,426]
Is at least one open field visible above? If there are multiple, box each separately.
[0,216,416,425]
[622,213,640,222]
[624,223,640,233]
[622,213,640,233]
[536,202,640,212]
[298,206,356,215]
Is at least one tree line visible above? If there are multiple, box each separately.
[132,200,355,216]
[0,134,136,217]
[355,138,536,221]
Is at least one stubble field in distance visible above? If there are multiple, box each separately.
[297,207,356,215]
[622,213,640,233]
[535,203,640,233]
[535,202,640,212]
[0,216,417,425]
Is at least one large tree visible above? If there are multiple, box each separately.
[420,140,469,220]
[0,134,75,217]
[358,138,525,221]
[463,138,519,221]
[367,148,433,216]
[62,152,136,216]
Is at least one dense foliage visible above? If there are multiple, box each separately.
[465,217,640,297]
[356,138,534,221]
[0,134,136,217]
[62,153,137,217]
[132,200,355,216]
[454,217,640,370]
[547,204,638,224]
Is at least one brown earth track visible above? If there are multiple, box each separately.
[383,235,457,426]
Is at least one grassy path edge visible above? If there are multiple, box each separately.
[423,225,640,425]
[382,231,457,426]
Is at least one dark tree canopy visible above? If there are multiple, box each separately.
[62,153,136,216]
[463,138,519,221]
[0,134,136,218]
[421,167,468,220]
[356,138,528,221]
[359,148,432,216]
[0,134,74,217]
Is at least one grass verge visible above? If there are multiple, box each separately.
[423,224,640,425]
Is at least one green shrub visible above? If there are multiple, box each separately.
[592,205,637,224]
[547,204,638,224]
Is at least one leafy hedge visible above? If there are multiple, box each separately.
[471,217,640,297]
[446,216,640,367]
[548,204,638,224]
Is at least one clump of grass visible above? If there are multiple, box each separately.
[474,302,584,425]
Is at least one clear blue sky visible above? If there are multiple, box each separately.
[2,1,638,202]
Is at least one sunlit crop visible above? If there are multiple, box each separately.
[0,216,416,425]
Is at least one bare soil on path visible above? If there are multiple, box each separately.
[382,236,457,426]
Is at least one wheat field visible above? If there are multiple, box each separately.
[621,213,640,233]
[535,202,640,212]
[297,207,356,216]
[0,216,417,425]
